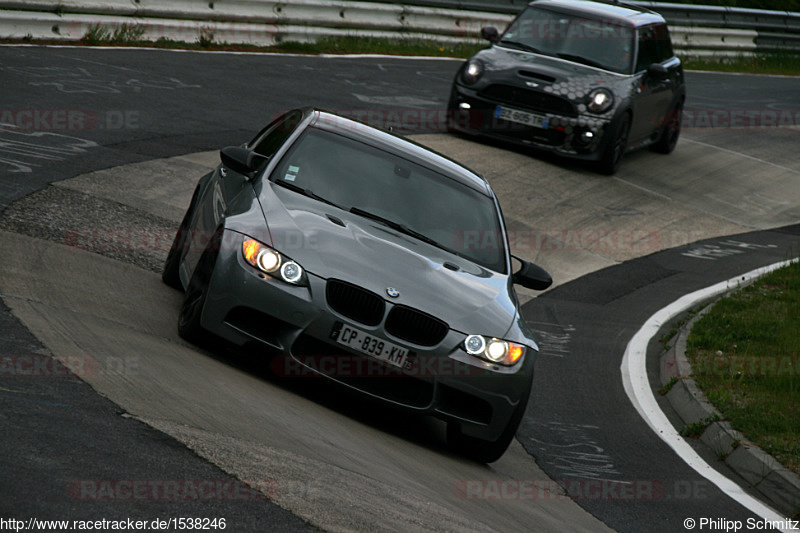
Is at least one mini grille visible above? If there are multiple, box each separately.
[326,279,385,326]
[479,84,576,116]
[385,306,448,347]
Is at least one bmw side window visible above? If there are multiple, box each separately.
[249,110,303,159]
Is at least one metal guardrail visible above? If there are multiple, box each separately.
[0,0,797,56]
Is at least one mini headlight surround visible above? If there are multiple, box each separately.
[587,87,614,114]
[242,238,306,285]
[462,335,525,366]
[462,59,484,85]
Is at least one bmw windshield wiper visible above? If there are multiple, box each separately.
[556,53,606,70]
[349,207,458,256]
[274,179,343,210]
[498,40,543,54]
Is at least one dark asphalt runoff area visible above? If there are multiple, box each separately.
[519,225,800,532]
[1,45,798,530]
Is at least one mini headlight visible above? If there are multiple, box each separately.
[463,335,525,366]
[587,88,614,114]
[462,60,483,85]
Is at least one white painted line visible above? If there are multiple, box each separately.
[686,69,800,80]
[612,176,673,201]
[620,258,798,532]
[682,138,800,177]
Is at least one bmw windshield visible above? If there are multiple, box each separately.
[500,6,635,74]
[269,128,507,273]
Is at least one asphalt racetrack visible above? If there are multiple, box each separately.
[1,46,798,532]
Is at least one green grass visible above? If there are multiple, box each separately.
[686,259,800,475]
[7,28,800,75]
[81,23,146,45]
[74,30,485,58]
[682,51,800,76]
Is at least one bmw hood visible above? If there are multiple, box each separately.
[258,184,519,338]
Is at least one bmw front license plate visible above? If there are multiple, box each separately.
[330,322,409,368]
[495,105,549,129]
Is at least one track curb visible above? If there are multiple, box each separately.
[659,302,800,517]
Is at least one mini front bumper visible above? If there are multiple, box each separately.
[194,230,534,442]
[449,84,612,161]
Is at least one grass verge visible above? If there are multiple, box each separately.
[5,28,800,75]
[4,29,485,58]
[685,259,800,475]
[682,51,800,76]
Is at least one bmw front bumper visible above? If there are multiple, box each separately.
[196,229,534,442]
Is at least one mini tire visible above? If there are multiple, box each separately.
[651,100,683,154]
[597,112,631,176]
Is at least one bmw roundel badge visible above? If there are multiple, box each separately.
[386,287,400,298]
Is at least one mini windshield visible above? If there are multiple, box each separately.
[270,128,507,272]
[501,7,635,74]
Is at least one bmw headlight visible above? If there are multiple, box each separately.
[242,237,307,286]
[587,87,614,114]
[463,334,524,366]
[461,59,484,85]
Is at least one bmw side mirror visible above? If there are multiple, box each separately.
[481,26,499,43]
[647,63,669,80]
[220,146,268,179]
[511,256,552,291]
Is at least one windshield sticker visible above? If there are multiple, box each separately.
[284,165,300,182]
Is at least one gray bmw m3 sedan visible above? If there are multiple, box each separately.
[163,107,552,462]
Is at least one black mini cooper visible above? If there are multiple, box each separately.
[448,0,686,174]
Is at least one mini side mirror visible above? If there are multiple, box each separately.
[481,26,500,43]
[512,256,552,291]
[647,63,669,80]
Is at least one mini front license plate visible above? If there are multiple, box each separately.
[495,105,549,129]
[330,322,409,368]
